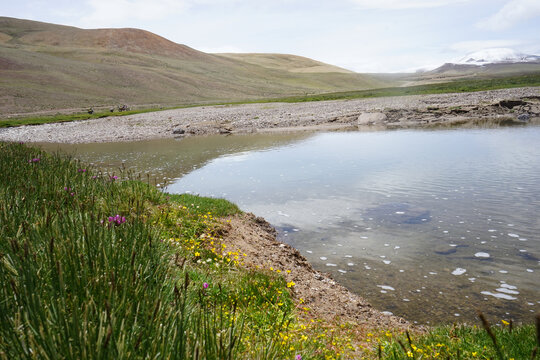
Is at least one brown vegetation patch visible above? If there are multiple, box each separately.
[0,56,23,70]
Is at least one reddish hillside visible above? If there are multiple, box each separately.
[1,17,209,59]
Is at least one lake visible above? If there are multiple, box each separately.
[40,126,540,324]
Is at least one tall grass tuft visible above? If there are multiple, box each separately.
[0,142,250,359]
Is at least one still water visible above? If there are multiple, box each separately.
[41,127,540,324]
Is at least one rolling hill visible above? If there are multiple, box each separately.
[0,17,390,115]
[217,53,354,74]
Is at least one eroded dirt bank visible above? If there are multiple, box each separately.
[218,213,416,333]
[1,87,539,143]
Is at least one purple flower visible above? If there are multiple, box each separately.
[78,169,87,173]
[28,158,40,163]
[203,282,209,289]
[107,214,126,226]
[110,175,119,181]
[295,356,302,360]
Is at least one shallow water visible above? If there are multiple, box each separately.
[41,127,540,324]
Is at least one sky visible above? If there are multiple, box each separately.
[2,0,540,72]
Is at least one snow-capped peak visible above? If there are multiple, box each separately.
[456,48,539,65]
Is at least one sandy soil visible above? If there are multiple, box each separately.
[218,213,416,333]
[1,87,539,144]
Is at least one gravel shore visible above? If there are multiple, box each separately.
[1,87,539,144]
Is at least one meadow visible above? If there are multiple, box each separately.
[1,141,539,359]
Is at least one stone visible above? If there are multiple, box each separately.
[517,113,530,122]
[357,112,387,125]
[172,128,185,135]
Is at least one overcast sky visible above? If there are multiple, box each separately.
[3,0,540,72]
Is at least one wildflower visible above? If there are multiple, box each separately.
[203,282,209,289]
[28,158,40,163]
[296,355,302,360]
[287,281,295,288]
[110,175,119,181]
[108,214,126,226]
[78,169,87,173]
[501,319,509,326]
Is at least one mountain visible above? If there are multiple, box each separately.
[414,48,540,82]
[455,48,540,66]
[0,17,390,115]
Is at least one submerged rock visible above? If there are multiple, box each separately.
[517,113,530,122]
[365,203,430,225]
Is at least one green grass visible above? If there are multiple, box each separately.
[265,72,540,103]
[2,73,539,128]
[373,315,539,359]
[0,108,167,128]
[0,142,353,359]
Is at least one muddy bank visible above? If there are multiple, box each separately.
[0,87,539,143]
[218,213,416,332]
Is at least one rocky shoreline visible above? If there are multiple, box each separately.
[1,87,539,144]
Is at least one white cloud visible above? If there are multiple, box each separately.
[478,0,540,30]
[349,0,470,10]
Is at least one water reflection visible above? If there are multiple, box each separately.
[38,132,313,185]
[41,127,540,324]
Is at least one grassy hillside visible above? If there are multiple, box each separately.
[217,53,354,73]
[0,17,389,115]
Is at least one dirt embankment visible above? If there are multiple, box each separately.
[0,87,539,144]
[219,213,415,333]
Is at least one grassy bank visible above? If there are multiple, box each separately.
[268,73,540,104]
[1,142,539,359]
[2,74,539,128]
[0,142,352,359]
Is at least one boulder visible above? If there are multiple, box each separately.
[517,113,530,122]
[357,112,387,126]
